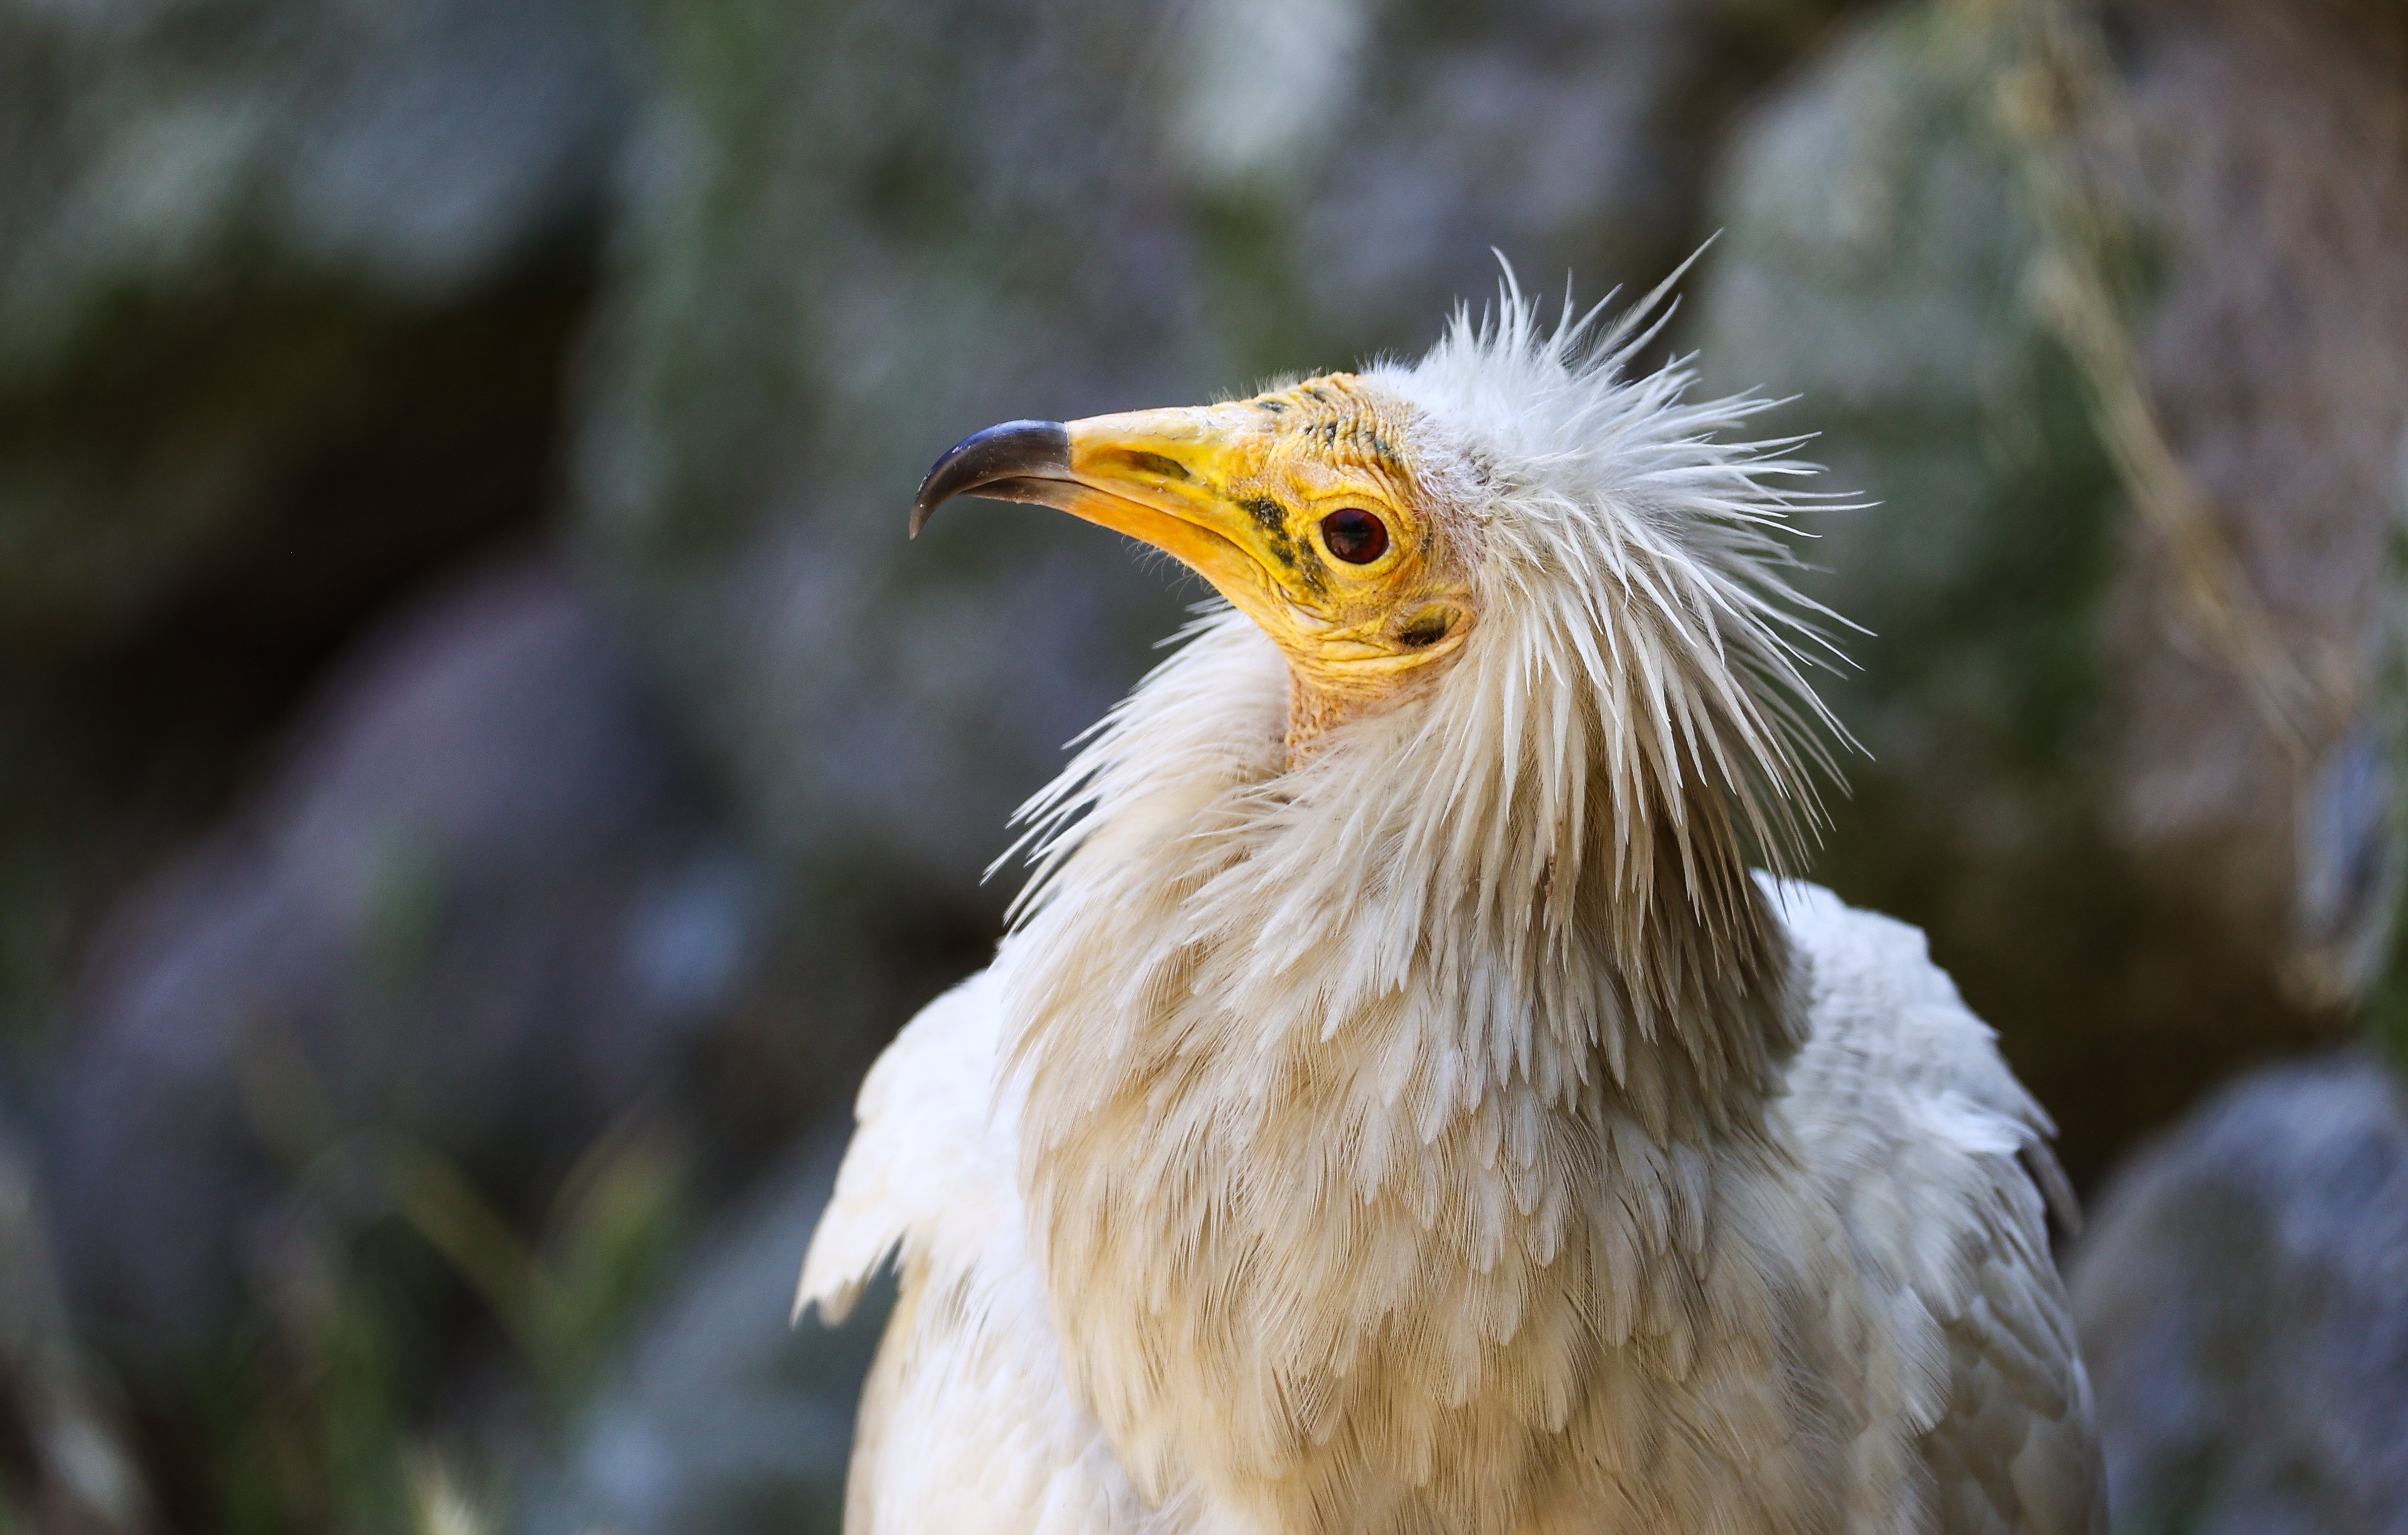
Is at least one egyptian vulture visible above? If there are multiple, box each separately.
[798,283,2106,1534]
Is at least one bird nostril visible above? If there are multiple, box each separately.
[1321,508,1389,564]
[1108,450,1189,482]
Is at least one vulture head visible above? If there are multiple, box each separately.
[916,280,1844,999]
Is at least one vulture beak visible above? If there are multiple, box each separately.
[910,407,1295,626]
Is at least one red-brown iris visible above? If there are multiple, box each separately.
[1320,508,1389,564]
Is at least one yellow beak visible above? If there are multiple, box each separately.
[911,406,1301,629]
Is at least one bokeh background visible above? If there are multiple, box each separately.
[1,0,2403,1530]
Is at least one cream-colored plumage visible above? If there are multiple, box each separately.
[800,284,2106,1534]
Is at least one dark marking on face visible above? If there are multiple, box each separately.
[1291,541,1329,593]
[1242,497,1299,570]
[1398,611,1451,648]
[1258,398,1288,415]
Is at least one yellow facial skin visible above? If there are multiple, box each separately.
[1044,374,1475,740]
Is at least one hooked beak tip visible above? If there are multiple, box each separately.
[910,419,1073,538]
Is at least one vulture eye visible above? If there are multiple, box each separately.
[1319,508,1389,564]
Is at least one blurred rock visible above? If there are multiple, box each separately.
[1694,0,2408,1179]
[41,559,784,1374]
[2069,1054,2408,1534]
[0,1113,152,1533]
[524,1132,889,1535]
[0,0,631,1046]
[0,0,628,656]
[575,0,1857,1079]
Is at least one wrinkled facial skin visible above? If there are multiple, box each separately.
[1051,374,1477,733]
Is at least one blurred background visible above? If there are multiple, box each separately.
[0,0,2403,1530]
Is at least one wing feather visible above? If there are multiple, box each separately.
[1773,880,2106,1535]
[798,970,1143,1534]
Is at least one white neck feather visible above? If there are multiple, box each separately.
[1004,281,1842,1133]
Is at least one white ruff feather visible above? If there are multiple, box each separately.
[999,290,1883,1529]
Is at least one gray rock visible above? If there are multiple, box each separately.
[524,1131,890,1535]
[41,559,780,1370]
[2069,1055,2408,1535]
[1692,0,2408,1178]
[0,0,629,654]
[0,1113,151,1532]
[0,0,635,1061]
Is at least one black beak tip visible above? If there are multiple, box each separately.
[909,419,1073,538]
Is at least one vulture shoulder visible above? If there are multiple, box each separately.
[799,896,2108,1535]
[1770,878,2108,1535]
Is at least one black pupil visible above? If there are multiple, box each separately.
[1321,508,1389,564]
